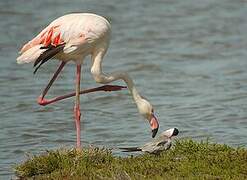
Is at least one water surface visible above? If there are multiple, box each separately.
[0,0,247,178]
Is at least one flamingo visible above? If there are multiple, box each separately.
[17,13,159,149]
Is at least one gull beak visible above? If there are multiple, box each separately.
[150,113,159,138]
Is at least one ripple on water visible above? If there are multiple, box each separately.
[1,0,247,179]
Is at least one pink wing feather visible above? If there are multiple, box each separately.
[17,23,64,64]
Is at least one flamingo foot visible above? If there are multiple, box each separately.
[36,85,127,107]
[98,85,127,91]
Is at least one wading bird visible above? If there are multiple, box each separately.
[17,13,159,149]
[120,128,179,154]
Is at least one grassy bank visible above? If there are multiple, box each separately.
[15,140,247,179]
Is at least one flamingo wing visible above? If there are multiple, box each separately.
[33,44,65,74]
[17,16,87,72]
[17,13,108,71]
[17,23,66,65]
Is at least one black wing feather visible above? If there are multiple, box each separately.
[33,44,65,74]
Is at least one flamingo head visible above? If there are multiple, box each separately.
[137,98,159,138]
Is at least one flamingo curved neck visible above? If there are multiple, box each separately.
[121,73,142,102]
[102,71,143,103]
[91,50,145,109]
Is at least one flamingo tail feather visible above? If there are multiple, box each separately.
[17,45,46,64]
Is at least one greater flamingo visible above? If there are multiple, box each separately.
[17,13,159,149]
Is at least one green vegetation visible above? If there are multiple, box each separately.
[15,140,247,179]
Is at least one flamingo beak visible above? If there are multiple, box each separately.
[150,113,159,138]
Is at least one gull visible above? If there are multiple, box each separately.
[120,128,179,154]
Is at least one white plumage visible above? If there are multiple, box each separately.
[17,13,159,148]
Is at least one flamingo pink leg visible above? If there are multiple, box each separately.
[38,85,126,106]
[37,62,127,106]
[37,61,66,105]
[36,62,127,148]
[75,65,81,148]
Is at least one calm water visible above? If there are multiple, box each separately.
[1,0,247,178]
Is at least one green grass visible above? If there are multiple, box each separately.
[14,140,247,179]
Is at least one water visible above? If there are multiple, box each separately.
[1,0,247,178]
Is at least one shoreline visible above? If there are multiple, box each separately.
[14,139,247,179]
